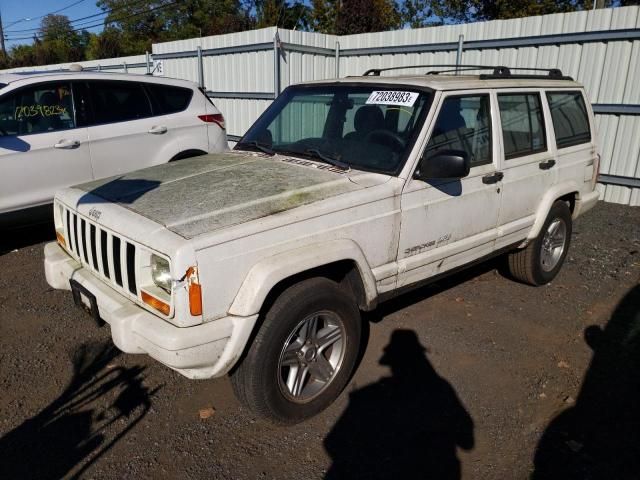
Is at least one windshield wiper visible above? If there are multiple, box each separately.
[235,140,275,155]
[304,148,350,171]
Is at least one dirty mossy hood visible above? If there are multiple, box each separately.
[75,152,366,239]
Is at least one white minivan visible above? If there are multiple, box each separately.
[0,71,228,227]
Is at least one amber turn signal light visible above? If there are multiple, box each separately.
[141,291,170,316]
[56,231,66,247]
[185,266,203,316]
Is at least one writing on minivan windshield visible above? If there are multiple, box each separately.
[237,85,431,175]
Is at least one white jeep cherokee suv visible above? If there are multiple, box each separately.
[44,65,600,423]
[0,70,227,227]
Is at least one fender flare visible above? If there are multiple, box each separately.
[526,182,580,240]
[228,239,378,317]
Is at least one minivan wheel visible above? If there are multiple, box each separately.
[230,277,361,424]
[507,200,572,286]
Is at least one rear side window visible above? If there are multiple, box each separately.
[0,82,74,136]
[498,93,546,159]
[146,84,193,115]
[89,81,152,125]
[546,91,591,149]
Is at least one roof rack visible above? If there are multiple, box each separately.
[362,64,573,80]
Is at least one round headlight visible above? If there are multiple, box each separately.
[151,254,172,293]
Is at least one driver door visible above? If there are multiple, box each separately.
[397,91,502,287]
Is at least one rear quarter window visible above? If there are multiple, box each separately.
[146,84,193,115]
[546,91,591,149]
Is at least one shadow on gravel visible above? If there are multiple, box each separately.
[0,341,160,480]
[0,221,55,256]
[324,329,474,480]
[532,284,640,480]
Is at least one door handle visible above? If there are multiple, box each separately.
[54,139,80,149]
[148,125,168,135]
[539,159,556,170]
[482,171,504,184]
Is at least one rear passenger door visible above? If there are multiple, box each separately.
[86,80,181,179]
[495,91,556,249]
[545,90,595,194]
[398,91,502,287]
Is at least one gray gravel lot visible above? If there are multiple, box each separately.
[0,201,639,479]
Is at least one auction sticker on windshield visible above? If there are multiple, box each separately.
[366,91,419,107]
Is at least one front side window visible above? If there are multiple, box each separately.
[424,94,492,168]
[89,81,152,125]
[498,93,546,159]
[0,82,75,136]
[546,91,591,149]
[237,85,431,174]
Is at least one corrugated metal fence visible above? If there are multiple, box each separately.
[3,6,640,205]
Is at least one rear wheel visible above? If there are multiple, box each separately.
[508,200,572,286]
[230,277,361,424]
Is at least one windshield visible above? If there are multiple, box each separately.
[236,84,432,174]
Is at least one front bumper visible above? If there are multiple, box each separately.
[44,242,257,379]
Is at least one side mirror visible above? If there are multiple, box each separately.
[414,149,471,181]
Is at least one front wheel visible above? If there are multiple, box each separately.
[507,200,573,286]
[230,277,361,424]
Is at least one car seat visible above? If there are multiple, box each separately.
[344,105,385,141]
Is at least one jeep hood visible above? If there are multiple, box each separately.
[74,152,386,239]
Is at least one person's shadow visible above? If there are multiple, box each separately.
[324,329,474,480]
[532,284,640,480]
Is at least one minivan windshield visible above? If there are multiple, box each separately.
[236,84,432,174]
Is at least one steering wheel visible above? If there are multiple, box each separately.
[364,129,406,152]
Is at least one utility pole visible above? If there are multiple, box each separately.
[0,9,6,56]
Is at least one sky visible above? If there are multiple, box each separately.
[1,0,104,49]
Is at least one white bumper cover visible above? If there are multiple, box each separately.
[44,242,257,379]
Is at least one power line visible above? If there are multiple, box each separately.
[4,0,151,34]
[4,0,178,41]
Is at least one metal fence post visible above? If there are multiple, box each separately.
[335,41,340,78]
[197,46,205,89]
[123,62,128,73]
[273,31,281,97]
[146,51,151,74]
[456,35,464,74]
[97,64,101,71]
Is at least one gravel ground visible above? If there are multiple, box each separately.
[0,201,639,480]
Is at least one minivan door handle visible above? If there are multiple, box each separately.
[148,125,168,135]
[54,139,80,149]
[539,159,556,170]
[482,171,504,184]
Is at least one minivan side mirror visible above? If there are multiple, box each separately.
[413,149,471,181]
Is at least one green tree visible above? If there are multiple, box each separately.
[310,0,339,33]
[335,0,402,34]
[255,0,310,29]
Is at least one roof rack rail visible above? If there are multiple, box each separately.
[362,64,573,80]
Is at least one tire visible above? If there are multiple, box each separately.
[230,277,361,424]
[508,200,572,286]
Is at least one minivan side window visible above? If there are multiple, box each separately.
[498,93,546,160]
[424,94,492,167]
[89,81,152,125]
[0,82,75,136]
[546,91,591,149]
[146,84,193,115]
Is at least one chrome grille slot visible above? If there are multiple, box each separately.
[126,242,137,295]
[112,236,123,287]
[80,219,89,264]
[100,229,110,279]
[89,224,99,271]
